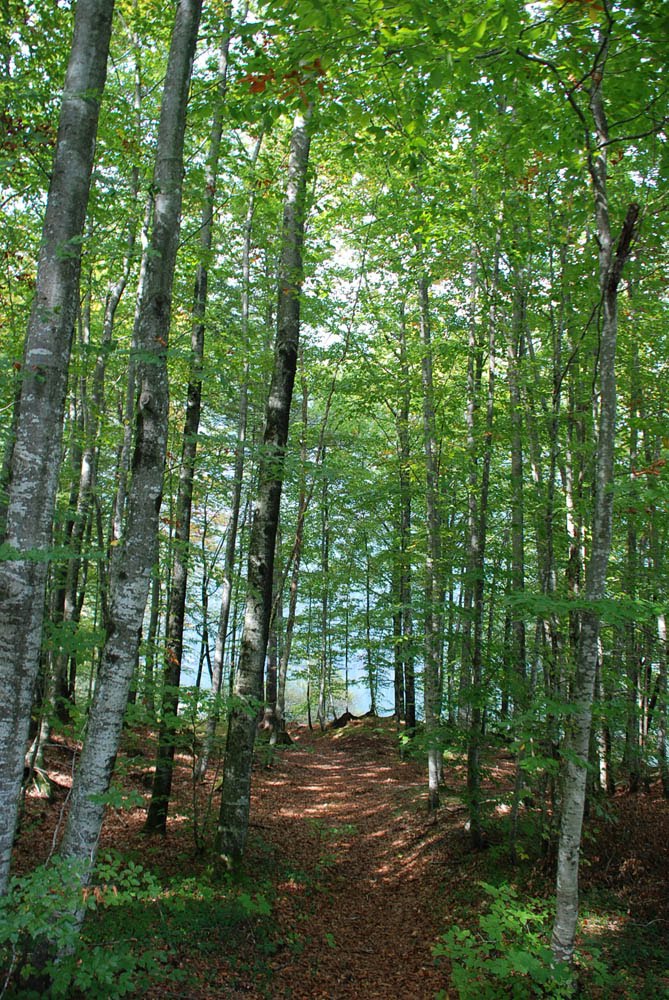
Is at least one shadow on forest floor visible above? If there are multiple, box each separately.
[8,717,669,998]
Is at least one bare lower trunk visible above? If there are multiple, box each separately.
[418,274,442,809]
[145,39,230,834]
[195,131,264,781]
[215,105,313,865]
[397,305,414,730]
[657,614,669,798]
[0,0,114,895]
[275,361,309,733]
[58,0,202,878]
[551,35,639,960]
[464,231,498,847]
[317,464,330,730]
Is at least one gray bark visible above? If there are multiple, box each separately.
[0,0,115,895]
[657,613,669,798]
[48,60,144,728]
[317,457,330,729]
[463,233,499,848]
[195,131,264,781]
[418,274,442,810]
[551,32,639,960]
[215,105,313,865]
[395,303,415,729]
[145,37,230,834]
[274,358,309,733]
[58,0,202,875]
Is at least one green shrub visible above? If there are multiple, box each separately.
[433,882,575,999]
[0,854,162,999]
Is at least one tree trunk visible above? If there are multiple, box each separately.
[657,614,669,798]
[506,272,528,862]
[317,457,330,729]
[58,0,202,878]
[215,105,313,865]
[275,357,309,734]
[195,130,264,781]
[145,38,230,834]
[418,274,442,809]
[622,343,641,792]
[463,229,498,848]
[0,0,115,896]
[551,34,640,960]
[396,303,415,730]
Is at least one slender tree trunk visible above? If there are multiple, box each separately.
[215,105,313,865]
[657,613,669,798]
[317,457,330,729]
[195,131,264,781]
[397,303,415,730]
[622,344,641,791]
[0,0,115,895]
[145,38,230,834]
[111,192,154,543]
[143,570,161,714]
[47,64,144,732]
[507,274,528,862]
[275,358,309,735]
[551,34,639,959]
[418,274,442,809]
[463,229,499,847]
[58,0,202,879]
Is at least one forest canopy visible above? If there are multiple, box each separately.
[0,0,667,991]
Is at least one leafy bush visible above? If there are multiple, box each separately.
[433,882,575,999]
[0,854,162,999]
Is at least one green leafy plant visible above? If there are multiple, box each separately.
[0,854,162,999]
[433,882,575,999]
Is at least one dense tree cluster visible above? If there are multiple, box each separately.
[0,0,667,976]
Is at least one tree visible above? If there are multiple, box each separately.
[548,26,640,961]
[145,31,231,835]
[59,0,202,877]
[216,102,313,865]
[0,0,115,895]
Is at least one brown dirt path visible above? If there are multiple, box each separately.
[244,720,459,999]
[14,717,669,998]
[14,718,493,999]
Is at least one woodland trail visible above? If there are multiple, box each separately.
[236,720,462,999]
[15,717,668,997]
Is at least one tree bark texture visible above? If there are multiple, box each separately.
[0,0,115,895]
[418,275,442,809]
[396,304,415,729]
[216,105,313,865]
[551,36,640,959]
[59,0,202,874]
[146,37,230,834]
[195,129,263,781]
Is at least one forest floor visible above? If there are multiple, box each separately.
[12,716,669,998]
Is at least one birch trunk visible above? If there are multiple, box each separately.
[145,38,230,834]
[215,105,313,865]
[274,359,309,735]
[0,0,115,895]
[396,304,415,730]
[317,459,330,729]
[551,33,639,959]
[418,274,442,809]
[59,0,202,874]
[195,131,264,781]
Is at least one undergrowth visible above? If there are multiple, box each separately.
[0,851,275,998]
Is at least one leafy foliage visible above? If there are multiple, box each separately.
[434,883,575,999]
[0,854,163,998]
